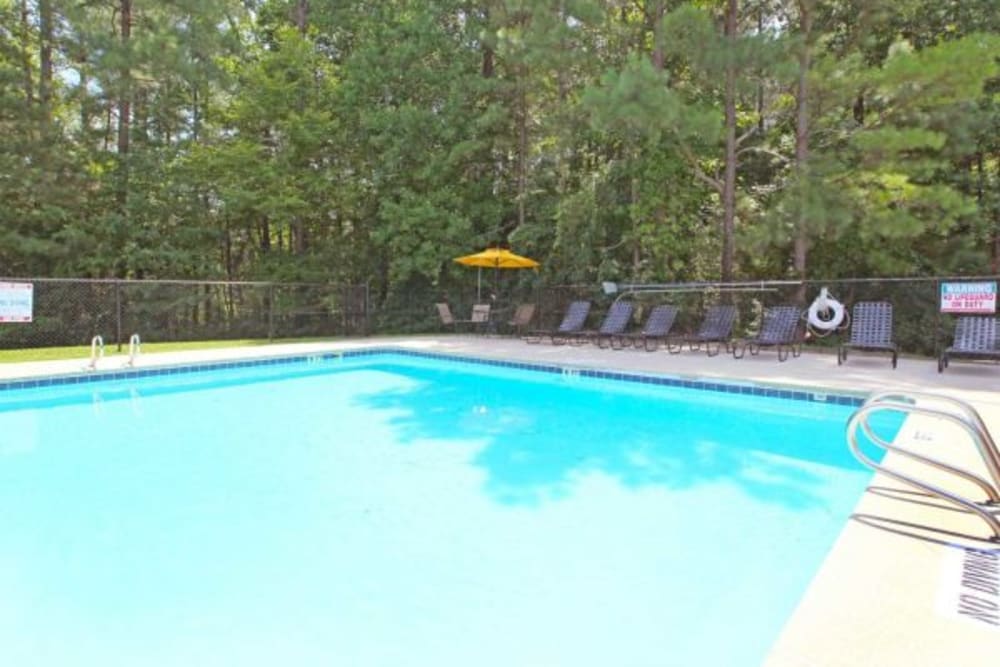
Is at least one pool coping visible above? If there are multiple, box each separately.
[0,345,868,407]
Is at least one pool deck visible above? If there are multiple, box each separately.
[3,335,999,665]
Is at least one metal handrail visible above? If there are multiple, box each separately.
[87,335,104,371]
[865,391,1000,490]
[126,333,141,367]
[847,392,1000,541]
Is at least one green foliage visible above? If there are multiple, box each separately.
[0,0,998,308]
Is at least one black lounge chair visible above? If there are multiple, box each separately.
[732,305,802,362]
[576,301,635,348]
[938,316,1000,373]
[838,301,898,369]
[525,300,592,344]
[615,305,679,352]
[687,305,737,357]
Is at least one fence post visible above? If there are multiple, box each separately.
[115,280,123,352]
[267,283,275,342]
[364,282,370,336]
[934,278,941,363]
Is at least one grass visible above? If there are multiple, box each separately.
[0,338,328,363]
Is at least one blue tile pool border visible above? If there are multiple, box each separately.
[0,347,865,406]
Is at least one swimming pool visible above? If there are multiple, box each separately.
[0,351,892,666]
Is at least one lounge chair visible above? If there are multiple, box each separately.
[687,305,737,357]
[574,301,635,348]
[732,305,802,362]
[506,303,536,337]
[838,301,898,368]
[938,316,1000,373]
[435,302,491,334]
[525,300,592,344]
[615,305,679,352]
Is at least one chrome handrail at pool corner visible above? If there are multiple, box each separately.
[87,335,105,371]
[126,333,141,367]
[847,391,1000,542]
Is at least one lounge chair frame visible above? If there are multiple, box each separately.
[614,304,680,352]
[732,305,802,362]
[576,301,635,348]
[939,316,1000,373]
[687,304,737,357]
[525,300,592,344]
[838,301,898,369]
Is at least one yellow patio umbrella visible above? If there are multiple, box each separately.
[453,247,540,299]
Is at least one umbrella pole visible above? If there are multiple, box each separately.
[477,267,482,301]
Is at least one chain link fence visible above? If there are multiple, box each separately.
[1,275,997,358]
[0,279,369,350]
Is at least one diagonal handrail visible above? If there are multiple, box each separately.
[847,391,1000,542]
[865,391,1000,490]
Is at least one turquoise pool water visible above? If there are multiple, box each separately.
[0,353,890,666]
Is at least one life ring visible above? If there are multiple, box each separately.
[807,287,846,331]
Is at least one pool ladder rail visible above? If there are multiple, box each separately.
[85,333,141,370]
[847,391,1000,542]
[125,333,141,367]
[86,335,105,370]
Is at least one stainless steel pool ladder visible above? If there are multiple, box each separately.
[125,333,141,367]
[846,391,1000,542]
[87,335,104,370]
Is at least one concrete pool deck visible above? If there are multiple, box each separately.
[3,335,999,665]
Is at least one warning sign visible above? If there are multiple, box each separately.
[0,282,33,322]
[940,282,997,315]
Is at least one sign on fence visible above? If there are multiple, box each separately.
[940,281,997,314]
[0,282,33,322]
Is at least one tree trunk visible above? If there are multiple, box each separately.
[793,0,813,283]
[39,0,53,120]
[557,0,568,101]
[115,0,132,279]
[721,0,738,283]
[19,0,33,105]
[650,1,665,71]
[295,1,309,32]
[292,0,309,255]
[994,150,1000,273]
[116,0,132,211]
[649,0,667,276]
[481,5,494,78]
[756,10,764,134]
[516,67,527,231]
[261,220,271,254]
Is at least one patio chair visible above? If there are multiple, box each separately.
[938,316,1000,373]
[435,302,491,334]
[469,303,492,335]
[732,305,802,362]
[687,304,738,357]
[506,303,536,337]
[838,301,898,369]
[615,304,680,352]
[525,300,592,344]
[573,301,635,348]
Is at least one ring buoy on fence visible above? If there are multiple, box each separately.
[807,287,846,332]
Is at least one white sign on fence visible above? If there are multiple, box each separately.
[940,281,997,314]
[0,282,34,322]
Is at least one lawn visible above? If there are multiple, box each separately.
[0,338,326,364]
